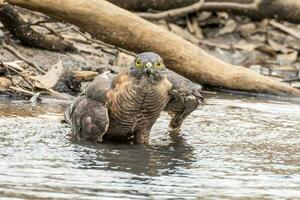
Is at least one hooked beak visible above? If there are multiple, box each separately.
[145,62,154,77]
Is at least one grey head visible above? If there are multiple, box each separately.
[129,52,166,82]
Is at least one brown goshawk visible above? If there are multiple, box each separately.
[64,52,204,144]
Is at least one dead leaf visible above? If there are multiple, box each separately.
[116,52,135,67]
[32,60,64,89]
[237,23,256,36]
[196,11,212,22]
[29,92,41,103]
[255,45,277,56]
[249,33,266,43]
[168,23,199,45]
[270,65,298,78]
[291,81,300,88]
[217,12,229,20]
[269,20,300,40]
[277,51,298,64]
[267,39,291,53]
[191,17,203,39]
[218,19,237,35]
[234,40,256,51]
[0,77,12,90]
[2,60,24,71]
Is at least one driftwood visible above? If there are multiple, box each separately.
[108,0,198,11]
[108,0,250,11]
[4,0,300,96]
[110,0,300,23]
[0,4,75,52]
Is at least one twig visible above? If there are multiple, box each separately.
[27,19,58,26]
[200,0,259,11]
[199,90,217,94]
[74,46,104,57]
[9,85,35,96]
[137,0,260,20]
[282,77,300,82]
[31,24,64,39]
[269,20,300,40]
[1,61,35,90]
[137,0,204,20]
[62,35,92,44]
[2,42,46,74]
[199,40,232,50]
[55,26,73,33]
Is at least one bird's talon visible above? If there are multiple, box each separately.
[168,127,182,134]
[186,95,196,101]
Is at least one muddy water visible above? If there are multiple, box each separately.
[0,94,299,199]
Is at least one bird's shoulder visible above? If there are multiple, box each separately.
[83,71,118,102]
[163,69,204,103]
[111,72,130,89]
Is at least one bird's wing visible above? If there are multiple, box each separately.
[163,69,205,129]
[84,71,116,102]
[110,73,129,89]
[64,70,130,141]
[64,96,109,141]
[163,69,204,102]
[84,70,129,101]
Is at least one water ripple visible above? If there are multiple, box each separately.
[0,95,299,199]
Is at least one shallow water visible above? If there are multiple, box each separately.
[0,94,299,199]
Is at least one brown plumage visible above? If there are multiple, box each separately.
[64,52,204,144]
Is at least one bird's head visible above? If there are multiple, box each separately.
[129,52,166,81]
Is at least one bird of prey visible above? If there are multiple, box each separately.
[64,52,204,144]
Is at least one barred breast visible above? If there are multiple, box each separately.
[105,77,171,139]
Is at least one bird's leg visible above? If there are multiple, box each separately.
[133,129,150,144]
[169,95,198,131]
[169,111,186,131]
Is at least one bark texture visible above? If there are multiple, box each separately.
[255,0,300,23]
[107,0,199,11]
[110,0,300,23]
[4,0,300,96]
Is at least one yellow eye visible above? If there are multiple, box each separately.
[155,61,163,68]
[135,59,142,68]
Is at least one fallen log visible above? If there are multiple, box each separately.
[110,0,300,23]
[204,0,300,23]
[107,0,199,11]
[5,0,300,96]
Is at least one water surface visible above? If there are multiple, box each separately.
[0,94,299,199]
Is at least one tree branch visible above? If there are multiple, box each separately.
[137,0,259,20]
[137,0,204,20]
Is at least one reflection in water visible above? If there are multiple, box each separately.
[0,94,300,199]
[73,131,194,176]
